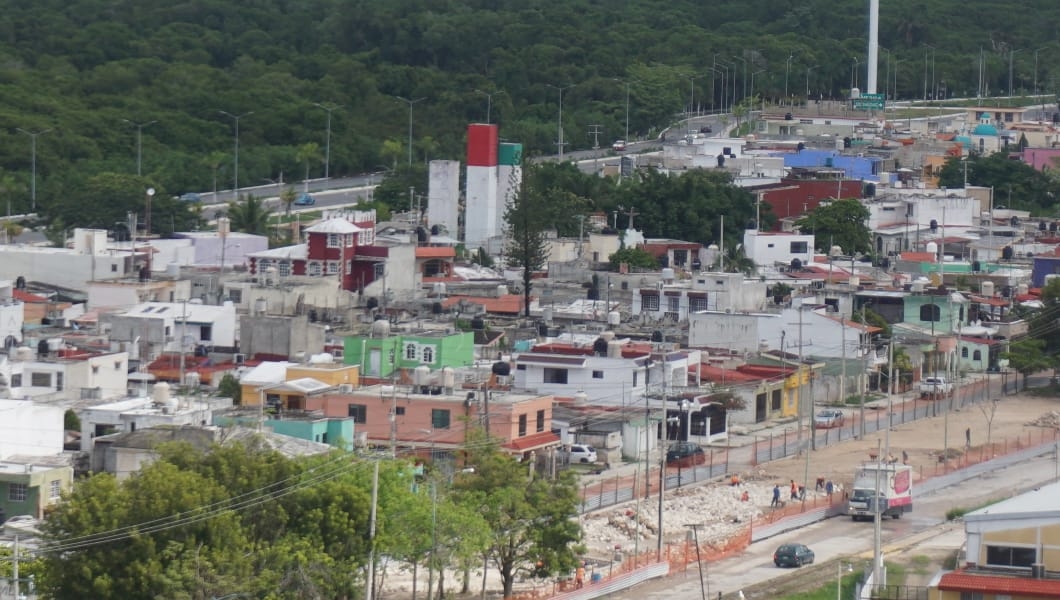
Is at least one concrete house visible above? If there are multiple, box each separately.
[102,300,238,360]
[0,461,73,520]
[632,272,768,322]
[0,399,64,459]
[343,330,475,378]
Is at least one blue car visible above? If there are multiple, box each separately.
[294,193,315,206]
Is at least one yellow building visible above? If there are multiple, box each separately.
[931,480,1060,599]
[239,360,359,408]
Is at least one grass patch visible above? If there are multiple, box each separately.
[908,555,931,576]
[946,497,1005,521]
[779,572,859,600]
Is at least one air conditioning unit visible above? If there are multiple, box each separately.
[234,353,246,364]
[338,383,354,393]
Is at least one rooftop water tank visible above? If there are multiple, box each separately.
[661,268,675,283]
[981,281,995,297]
[153,382,177,413]
[441,367,456,391]
[371,319,391,338]
[254,298,268,315]
[848,275,860,287]
[600,331,615,342]
[183,371,201,388]
[607,340,623,358]
[925,241,938,255]
[14,346,33,361]
[573,390,589,406]
[607,311,621,326]
[1018,283,1029,296]
[309,352,335,364]
[414,365,432,387]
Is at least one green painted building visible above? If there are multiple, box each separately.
[0,462,73,520]
[344,331,475,378]
[900,292,968,335]
[213,415,356,451]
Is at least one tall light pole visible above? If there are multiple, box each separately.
[219,111,252,200]
[474,88,503,124]
[922,44,935,101]
[15,127,51,211]
[546,84,576,161]
[687,74,706,118]
[393,95,425,168]
[313,102,341,185]
[785,53,796,103]
[1034,47,1048,97]
[731,54,748,104]
[851,56,860,92]
[613,79,631,142]
[806,65,818,102]
[1009,48,1024,99]
[120,119,156,178]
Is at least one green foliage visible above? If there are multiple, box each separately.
[225,194,271,236]
[452,430,583,598]
[1003,338,1053,390]
[852,307,891,336]
[63,408,80,431]
[608,247,657,271]
[795,199,871,255]
[504,163,550,317]
[217,373,242,405]
[938,153,1060,215]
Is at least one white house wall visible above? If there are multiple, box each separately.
[514,355,648,406]
[428,160,461,236]
[0,247,131,292]
[0,399,64,458]
[743,230,815,267]
[688,312,769,354]
[465,165,499,250]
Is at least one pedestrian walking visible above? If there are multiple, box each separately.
[966,427,971,449]
[771,484,781,507]
[790,479,798,501]
[576,564,585,588]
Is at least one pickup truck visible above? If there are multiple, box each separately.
[919,376,953,396]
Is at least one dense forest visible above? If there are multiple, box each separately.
[1,0,1059,230]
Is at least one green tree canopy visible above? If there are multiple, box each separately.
[794,198,872,255]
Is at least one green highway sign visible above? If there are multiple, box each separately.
[853,93,885,110]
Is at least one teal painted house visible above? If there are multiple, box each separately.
[344,331,475,378]
[214,414,355,451]
[898,292,968,335]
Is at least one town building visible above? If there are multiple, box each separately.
[78,384,231,451]
[0,399,64,459]
[102,300,238,360]
[632,272,769,322]
[343,329,475,378]
[0,460,73,520]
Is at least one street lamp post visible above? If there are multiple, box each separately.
[685,523,708,600]
[731,54,748,105]
[1009,48,1024,99]
[15,127,51,212]
[922,44,935,101]
[851,56,860,92]
[313,102,341,186]
[836,562,853,600]
[120,119,156,177]
[806,65,818,103]
[393,96,426,168]
[785,53,796,105]
[218,111,253,201]
[545,84,576,161]
[474,88,503,124]
[1034,47,1048,97]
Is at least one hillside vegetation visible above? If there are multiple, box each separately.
[0,0,1057,229]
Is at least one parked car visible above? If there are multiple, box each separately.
[611,140,627,151]
[919,376,953,397]
[179,192,202,202]
[814,409,845,429]
[666,441,706,467]
[568,444,597,464]
[294,192,316,206]
[3,514,40,535]
[773,543,815,567]
[699,125,713,134]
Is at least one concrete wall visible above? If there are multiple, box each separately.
[465,165,499,250]
[428,160,462,236]
[0,400,64,459]
[0,247,133,291]
[240,314,327,360]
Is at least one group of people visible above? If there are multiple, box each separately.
[768,476,836,508]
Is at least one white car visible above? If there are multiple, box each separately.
[3,515,40,535]
[919,376,953,396]
[568,444,598,464]
[611,140,627,151]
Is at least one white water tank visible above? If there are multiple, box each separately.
[608,311,621,326]
[441,367,456,391]
[600,331,615,342]
[573,390,589,406]
[830,245,843,257]
[380,384,395,397]
[497,284,508,297]
[607,340,623,358]
[925,241,938,256]
[1018,283,1029,296]
[254,298,268,315]
[414,365,432,387]
[848,275,860,287]
[153,382,177,413]
[310,352,335,364]
[14,346,33,361]
[661,268,676,283]
[183,371,201,388]
[981,281,995,297]
[371,319,391,338]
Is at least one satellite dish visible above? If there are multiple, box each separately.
[146,187,156,197]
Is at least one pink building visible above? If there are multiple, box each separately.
[306,384,558,458]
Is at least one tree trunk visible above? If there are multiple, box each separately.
[522,271,532,317]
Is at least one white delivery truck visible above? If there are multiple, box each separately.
[847,462,913,520]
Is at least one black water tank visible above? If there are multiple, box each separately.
[864,183,876,198]
[843,136,852,148]
[416,227,428,243]
[651,331,663,343]
[471,316,486,330]
[717,154,726,167]
[971,261,981,273]
[796,142,805,152]
[930,219,938,231]
[1040,221,1048,231]
[537,322,549,337]
[430,225,440,235]
[491,361,511,376]
[14,276,24,290]
[593,338,609,356]
[790,258,803,270]
[431,302,443,314]
[366,297,379,310]
[1051,222,1059,233]
[1002,246,1014,260]
[1010,216,1020,227]
[37,339,49,357]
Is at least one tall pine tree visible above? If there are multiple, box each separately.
[504,163,549,317]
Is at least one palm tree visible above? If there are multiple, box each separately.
[226,194,271,235]
[202,151,228,197]
[0,172,26,218]
[295,142,322,193]
[280,186,297,216]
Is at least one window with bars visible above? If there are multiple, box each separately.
[518,414,527,437]
[278,262,291,277]
[431,409,451,429]
[327,234,340,248]
[689,296,709,313]
[308,262,322,276]
[347,404,367,424]
[665,295,680,319]
[642,294,659,311]
[9,483,27,502]
[536,409,545,433]
[50,479,61,499]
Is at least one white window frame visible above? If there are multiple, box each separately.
[327,233,340,248]
[9,482,27,502]
[308,261,322,276]
[277,261,291,277]
[327,261,339,274]
[49,479,61,499]
[642,294,660,311]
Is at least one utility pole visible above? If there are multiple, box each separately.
[656,351,668,559]
[17,127,52,211]
[393,96,425,168]
[313,102,342,185]
[546,84,576,161]
[685,523,708,600]
[366,460,380,600]
[575,214,586,259]
[872,439,883,588]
